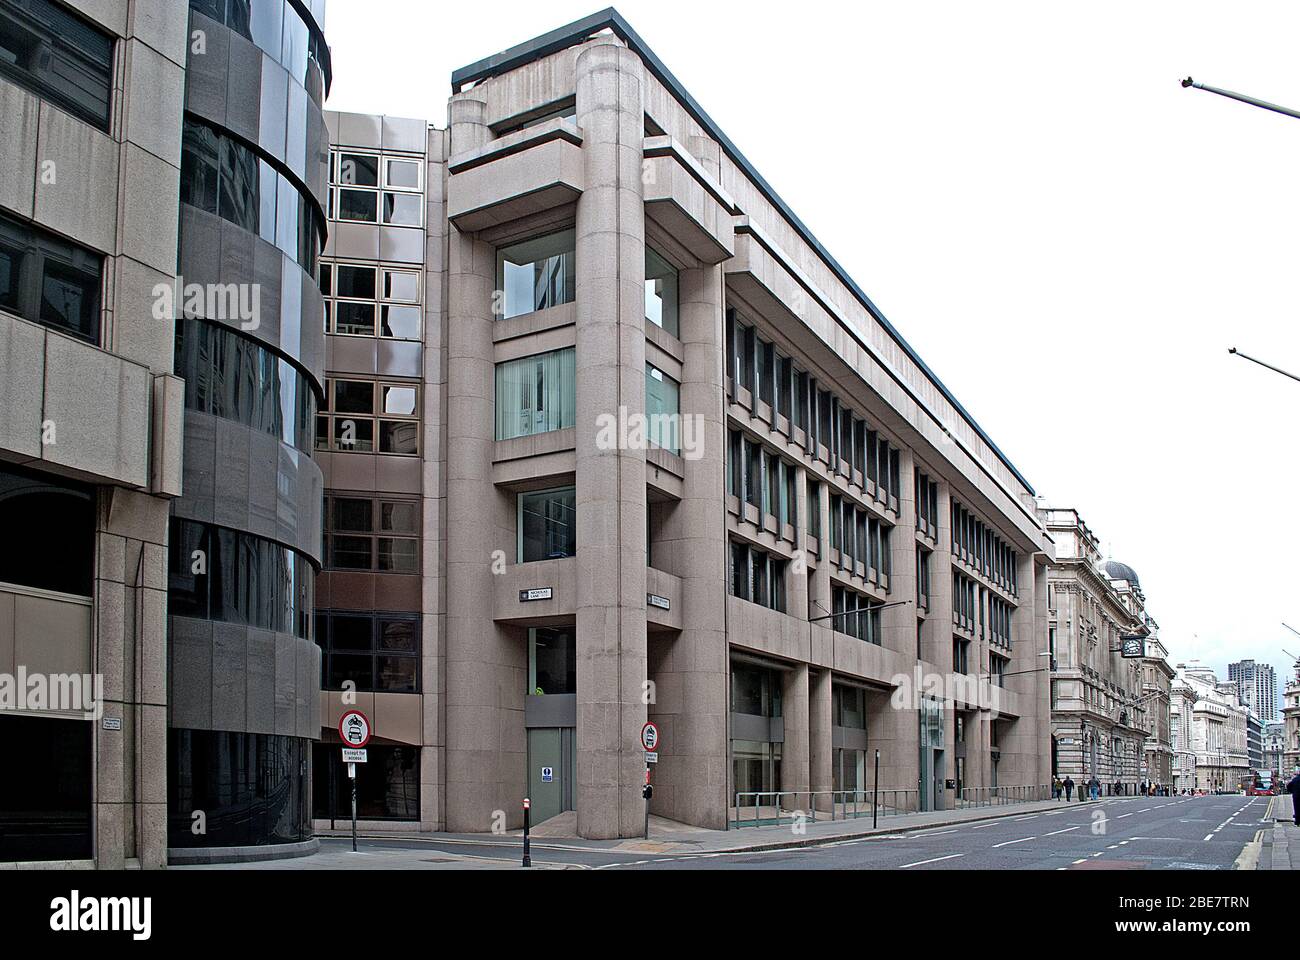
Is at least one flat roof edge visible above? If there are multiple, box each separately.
[450,7,1036,497]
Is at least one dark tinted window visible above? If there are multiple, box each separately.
[0,463,94,595]
[174,317,318,453]
[168,517,315,639]
[313,743,418,821]
[0,209,102,343]
[180,117,322,274]
[317,612,421,693]
[0,0,113,130]
[1,715,92,861]
[168,729,310,848]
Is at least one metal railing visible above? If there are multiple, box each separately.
[731,789,919,828]
[731,784,1053,827]
[954,784,1052,809]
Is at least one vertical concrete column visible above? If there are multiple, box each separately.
[421,125,450,830]
[94,489,168,869]
[811,476,831,621]
[809,668,833,794]
[574,39,649,840]
[445,94,513,832]
[884,447,916,657]
[788,466,809,627]
[782,662,811,799]
[926,481,955,671]
[656,261,729,829]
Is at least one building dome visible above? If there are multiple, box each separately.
[1102,560,1141,588]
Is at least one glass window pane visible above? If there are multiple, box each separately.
[380,305,421,340]
[382,385,417,416]
[383,193,422,226]
[496,230,576,319]
[334,302,376,336]
[335,265,376,300]
[379,421,418,455]
[383,271,420,302]
[334,381,374,414]
[330,536,372,570]
[377,538,418,573]
[519,488,577,563]
[40,260,98,342]
[334,417,373,452]
[377,619,418,653]
[385,159,421,189]
[645,363,680,455]
[380,501,418,534]
[338,154,379,187]
[644,247,679,338]
[333,498,373,533]
[338,189,378,223]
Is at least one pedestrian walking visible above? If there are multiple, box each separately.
[1287,767,1300,826]
[1064,776,1075,801]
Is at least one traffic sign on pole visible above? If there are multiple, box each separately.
[640,721,660,753]
[339,710,372,749]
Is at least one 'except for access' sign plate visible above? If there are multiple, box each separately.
[342,749,368,764]
[644,752,658,764]
[339,710,372,749]
[640,721,660,753]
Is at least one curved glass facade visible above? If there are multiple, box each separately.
[180,116,324,274]
[174,316,319,454]
[168,729,311,848]
[189,0,330,100]
[168,518,316,640]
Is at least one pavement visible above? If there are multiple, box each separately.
[1261,794,1300,871]
[174,793,1274,870]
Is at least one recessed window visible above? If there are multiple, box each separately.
[529,627,576,696]
[645,363,680,455]
[519,487,577,563]
[318,611,421,693]
[495,347,576,441]
[496,230,576,320]
[316,379,420,455]
[383,192,422,226]
[324,494,419,574]
[385,158,421,190]
[0,209,102,344]
[644,247,679,338]
[321,260,422,342]
[0,0,113,130]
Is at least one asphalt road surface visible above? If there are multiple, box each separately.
[306,794,1268,871]
[597,795,1267,871]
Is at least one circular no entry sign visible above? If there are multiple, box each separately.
[339,710,372,749]
[640,721,660,753]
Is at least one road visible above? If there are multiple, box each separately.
[598,795,1267,870]
[291,795,1269,871]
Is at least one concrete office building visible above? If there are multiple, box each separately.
[1140,637,1174,789]
[1177,666,1249,792]
[2,4,1056,860]
[1264,721,1286,777]
[1170,677,1199,791]
[0,0,331,867]
[1041,509,1153,793]
[1284,665,1300,774]
[306,9,1056,840]
[1228,659,1278,723]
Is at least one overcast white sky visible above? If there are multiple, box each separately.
[323,0,1300,693]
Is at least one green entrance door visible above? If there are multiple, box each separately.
[527,728,574,825]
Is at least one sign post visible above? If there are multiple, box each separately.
[522,798,531,868]
[338,710,372,853]
[640,722,661,840]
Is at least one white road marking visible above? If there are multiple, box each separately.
[900,854,963,869]
[992,836,1037,848]
[1046,826,1080,836]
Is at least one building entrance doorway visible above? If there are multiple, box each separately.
[526,728,574,825]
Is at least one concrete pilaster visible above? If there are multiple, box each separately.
[444,94,525,832]
[574,40,649,839]
[782,662,811,797]
[649,262,729,829]
[809,668,833,793]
